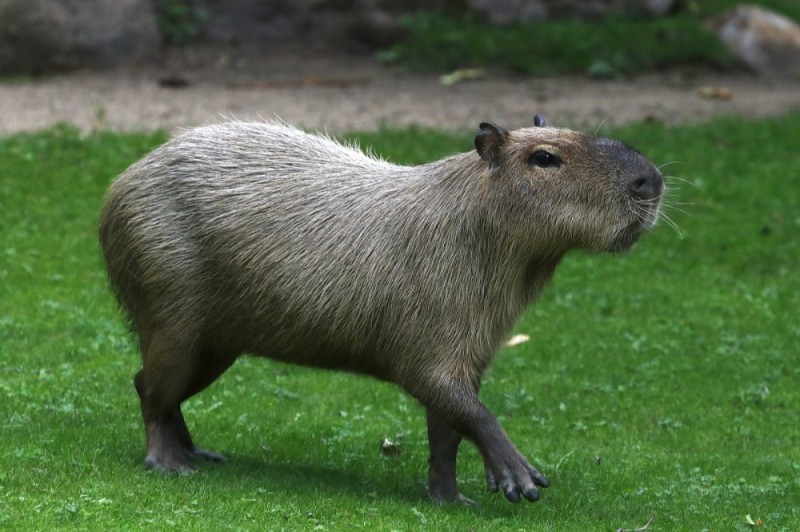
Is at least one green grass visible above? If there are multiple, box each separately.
[1,115,799,529]
[380,1,800,77]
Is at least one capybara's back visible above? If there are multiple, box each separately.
[99,119,663,503]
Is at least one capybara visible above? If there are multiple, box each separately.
[99,116,663,504]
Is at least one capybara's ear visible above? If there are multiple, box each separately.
[533,115,548,127]
[475,122,509,166]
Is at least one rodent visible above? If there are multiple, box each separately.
[98,115,663,505]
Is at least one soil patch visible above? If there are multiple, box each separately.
[2,44,799,135]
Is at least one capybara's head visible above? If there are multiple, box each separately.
[475,115,664,255]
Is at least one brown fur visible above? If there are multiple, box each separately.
[99,117,663,504]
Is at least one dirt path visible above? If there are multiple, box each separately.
[2,45,799,135]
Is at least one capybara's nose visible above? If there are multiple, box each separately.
[628,170,663,200]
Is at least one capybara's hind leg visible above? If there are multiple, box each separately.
[171,406,226,463]
[134,327,201,472]
[174,352,238,463]
[134,339,237,471]
[134,374,192,472]
[426,409,476,506]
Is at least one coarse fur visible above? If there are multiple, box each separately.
[99,118,663,505]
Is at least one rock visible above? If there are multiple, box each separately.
[0,0,159,74]
[707,4,800,78]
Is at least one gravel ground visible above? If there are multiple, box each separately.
[2,45,799,135]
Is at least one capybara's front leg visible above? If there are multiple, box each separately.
[416,379,549,503]
[472,412,550,502]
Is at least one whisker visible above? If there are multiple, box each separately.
[659,181,695,212]
[663,195,697,209]
[662,201,694,210]
[631,191,688,239]
[664,175,701,190]
[666,214,684,235]
[659,211,684,239]
[594,116,610,136]
[662,206,695,218]
[663,185,685,196]
[627,180,688,239]
[660,195,694,216]
[660,193,690,237]
[658,161,682,171]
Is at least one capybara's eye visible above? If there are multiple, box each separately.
[528,150,561,168]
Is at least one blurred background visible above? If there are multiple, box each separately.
[1,0,799,133]
[2,2,799,529]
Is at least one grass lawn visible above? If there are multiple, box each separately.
[1,115,798,530]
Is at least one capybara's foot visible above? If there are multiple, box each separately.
[144,450,192,473]
[454,493,478,507]
[186,446,226,463]
[484,450,550,503]
[429,489,477,507]
[143,418,194,473]
[144,446,224,472]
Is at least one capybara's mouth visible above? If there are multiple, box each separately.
[607,222,647,252]
[610,191,662,252]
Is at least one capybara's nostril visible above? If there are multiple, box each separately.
[629,171,663,200]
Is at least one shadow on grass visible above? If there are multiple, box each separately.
[188,454,557,517]
[221,456,422,502]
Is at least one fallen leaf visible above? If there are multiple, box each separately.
[697,86,733,100]
[440,68,487,86]
[505,334,530,347]
[745,514,764,527]
[379,437,401,457]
